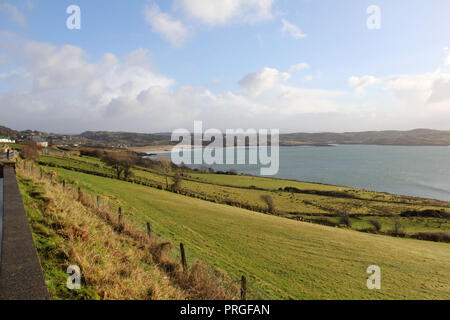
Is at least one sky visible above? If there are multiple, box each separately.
[0,0,449,134]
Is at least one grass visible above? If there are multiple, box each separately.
[17,166,238,300]
[38,165,450,299]
[37,154,450,235]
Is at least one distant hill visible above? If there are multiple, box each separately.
[0,125,20,138]
[79,131,175,147]
[77,128,450,147]
[2,124,450,147]
[280,129,450,146]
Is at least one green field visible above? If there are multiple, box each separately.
[38,166,450,299]
[38,154,450,235]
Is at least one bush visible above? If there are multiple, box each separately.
[392,218,403,236]
[410,232,450,243]
[339,215,352,227]
[368,219,382,232]
[312,217,339,227]
[21,141,40,161]
[101,152,136,180]
[260,195,275,214]
[171,174,183,192]
[401,209,450,219]
[80,148,103,158]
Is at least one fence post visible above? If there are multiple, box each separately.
[62,180,66,190]
[7,149,10,160]
[78,187,81,201]
[118,207,122,231]
[40,168,43,179]
[180,243,187,273]
[146,222,151,238]
[241,276,247,300]
[96,195,100,207]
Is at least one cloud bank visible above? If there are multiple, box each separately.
[1,33,450,133]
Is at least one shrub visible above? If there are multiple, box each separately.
[171,174,183,192]
[368,219,382,232]
[260,195,275,214]
[80,148,102,158]
[410,232,450,243]
[401,209,450,219]
[339,215,352,227]
[312,217,339,227]
[101,152,136,180]
[393,218,402,236]
[21,141,40,161]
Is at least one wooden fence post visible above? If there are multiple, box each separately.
[40,169,43,179]
[78,187,81,201]
[241,276,247,300]
[118,207,122,230]
[96,195,100,207]
[62,180,66,190]
[146,222,152,238]
[180,243,187,273]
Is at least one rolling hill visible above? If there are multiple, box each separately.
[31,164,450,299]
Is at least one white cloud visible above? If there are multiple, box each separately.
[0,36,352,132]
[350,69,450,106]
[281,19,307,39]
[385,71,450,105]
[0,2,27,27]
[445,49,450,66]
[143,3,190,47]
[239,67,291,96]
[174,0,274,25]
[2,35,450,133]
[349,75,381,93]
[289,62,309,73]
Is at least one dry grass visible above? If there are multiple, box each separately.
[18,162,238,300]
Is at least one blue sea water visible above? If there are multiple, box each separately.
[154,145,450,201]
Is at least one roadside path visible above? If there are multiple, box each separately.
[0,178,3,261]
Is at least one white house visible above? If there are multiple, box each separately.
[0,136,15,143]
[32,137,48,148]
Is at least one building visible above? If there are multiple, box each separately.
[32,137,48,148]
[0,136,15,143]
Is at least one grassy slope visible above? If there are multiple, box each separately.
[39,154,450,234]
[46,167,450,299]
[17,171,187,300]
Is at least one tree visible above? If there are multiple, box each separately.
[101,152,136,180]
[339,215,352,227]
[369,219,382,232]
[260,194,275,214]
[393,217,403,236]
[158,155,172,189]
[171,173,183,192]
[21,141,39,162]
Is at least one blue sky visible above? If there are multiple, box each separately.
[0,0,450,133]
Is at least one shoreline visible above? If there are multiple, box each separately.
[130,143,450,153]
